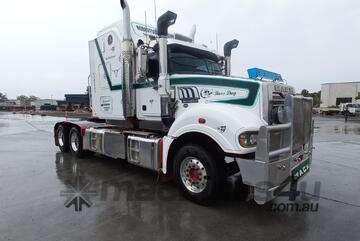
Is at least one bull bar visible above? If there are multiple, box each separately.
[236,95,314,204]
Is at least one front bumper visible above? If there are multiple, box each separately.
[235,153,312,204]
[235,95,314,204]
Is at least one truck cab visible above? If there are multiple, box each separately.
[340,103,360,115]
[54,0,314,205]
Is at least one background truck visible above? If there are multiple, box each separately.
[54,0,314,205]
[319,106,340,115]
[340,103,360,121]
[340,103,360,115]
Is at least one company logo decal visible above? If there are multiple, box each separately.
[135,24,157,35]
[200,89,237,99]
[274,85,294,94]
[170,77,260,106]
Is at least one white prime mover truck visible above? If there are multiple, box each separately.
[54,0,314,205]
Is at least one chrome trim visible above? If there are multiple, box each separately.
[120,0,131,40]
[225,56,231,76]
[159,38,168,75]
[127,135,161,171]
[83,128,126,159]
[255,122,292,164]
[269,146,291,158]
[120,0,135,118]
[121,40,135,118]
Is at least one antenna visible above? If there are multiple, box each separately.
[154,0,157,26]
[216,32,219,53]
[145,11,148,43]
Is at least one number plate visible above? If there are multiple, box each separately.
[292,158,310,181]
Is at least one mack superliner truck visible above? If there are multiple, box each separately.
[54,0,314,205]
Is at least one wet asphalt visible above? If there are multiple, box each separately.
[0,112,359,241]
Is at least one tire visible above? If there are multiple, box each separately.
[173,144,223,205]
[69,127,85,158]
[56,125,69,153]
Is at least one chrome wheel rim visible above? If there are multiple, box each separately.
[70,132,79,152]
[58,129,64,147]
[180,157,208,193]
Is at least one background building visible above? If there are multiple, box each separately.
[321,82,360,107]
[54,94,90,111]
[28,95,90,111]
[0,99,22,111]
[64,94,89,110]
[64,94,89,106]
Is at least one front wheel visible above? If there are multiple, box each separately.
[173,144,222,205]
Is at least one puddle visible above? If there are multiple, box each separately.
[315,124,360,135]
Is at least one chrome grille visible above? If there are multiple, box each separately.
[287,96,313,153]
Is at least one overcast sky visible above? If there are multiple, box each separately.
[0,0,359,99]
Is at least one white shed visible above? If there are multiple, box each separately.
[320,82,360,107]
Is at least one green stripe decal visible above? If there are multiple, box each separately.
[133,82,154,89]
[94,39,122,90]
[170,76,260,106]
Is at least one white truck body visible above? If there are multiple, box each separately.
[54,0,314,205]
[340,103,360,115]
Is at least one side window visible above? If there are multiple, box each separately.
[147,58,159,81]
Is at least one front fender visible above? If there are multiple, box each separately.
[168,103,266,154]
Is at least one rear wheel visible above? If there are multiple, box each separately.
[173,144,223,205]
[69,127,85,158]
[56,125,69,153]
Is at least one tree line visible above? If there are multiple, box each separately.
[0,92,7,102]
[0,92,40,107]
[300,89,321,107]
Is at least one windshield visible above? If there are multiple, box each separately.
[348,104,360,108]
[168,44,223,76]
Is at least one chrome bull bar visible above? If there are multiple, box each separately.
[255,123,292,163]
[236,95,313,204]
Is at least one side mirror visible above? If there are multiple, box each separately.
[136,45,148,82]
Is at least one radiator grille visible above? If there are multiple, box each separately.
[291,96,313,153]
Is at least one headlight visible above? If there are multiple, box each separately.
[238,132,258,148]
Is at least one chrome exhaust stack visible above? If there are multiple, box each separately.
[120,0,135,118]
[157,11,177,81]
[224,39,239,76]
[157,11,177,117]
[120,0,131,40]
